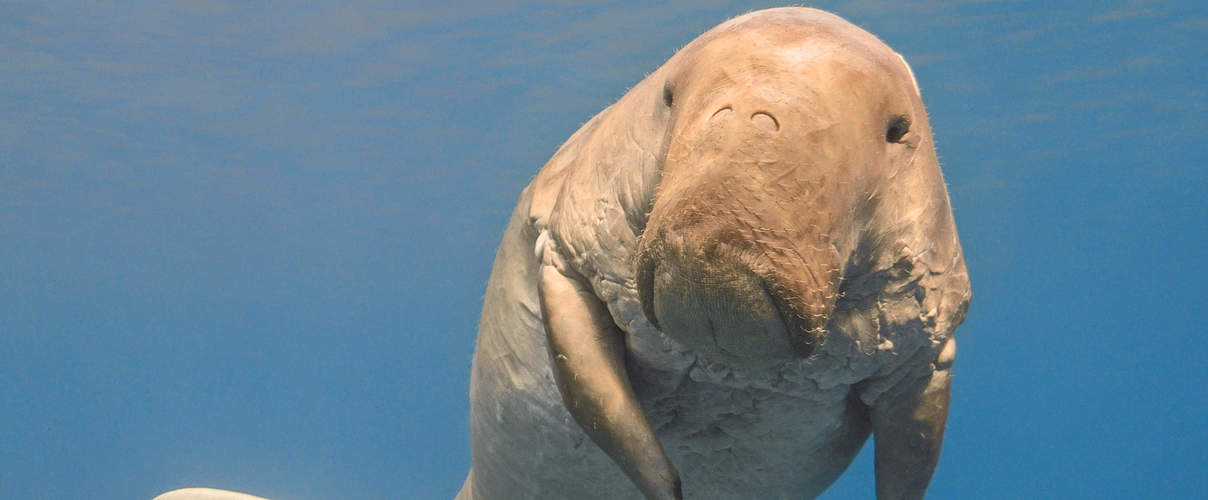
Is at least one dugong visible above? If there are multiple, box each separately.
[460,7,970,500]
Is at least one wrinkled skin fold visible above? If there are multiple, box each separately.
[461,7,970,500]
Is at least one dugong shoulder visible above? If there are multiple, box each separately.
[528,113,607,228]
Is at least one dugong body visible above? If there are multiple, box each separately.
[461,7,970,500]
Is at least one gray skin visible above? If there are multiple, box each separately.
[459,7,970,500]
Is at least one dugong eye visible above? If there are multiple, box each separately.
[886,115,911,143]
[662,82,675,107]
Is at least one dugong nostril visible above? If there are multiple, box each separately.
[709,106,733,122]
[751,112,779,132]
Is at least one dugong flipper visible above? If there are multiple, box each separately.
[462,6,971,500]
[539,242,681,499]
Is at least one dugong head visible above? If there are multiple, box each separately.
[634,10,952,367]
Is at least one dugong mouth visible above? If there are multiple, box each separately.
[636,247,817,365]
[761,279,816,356]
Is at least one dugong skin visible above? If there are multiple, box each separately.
[460,7,970,500]
[151,488,268,500]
